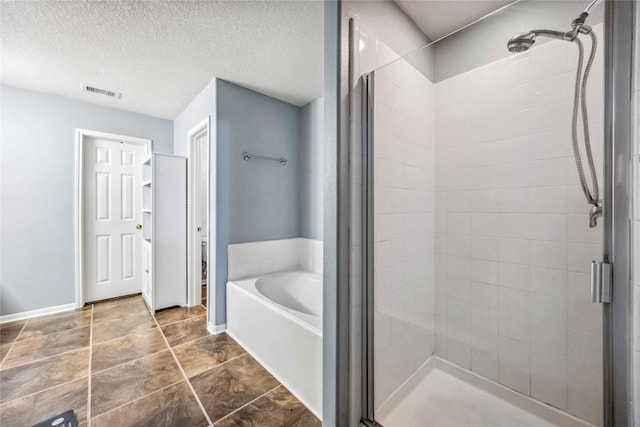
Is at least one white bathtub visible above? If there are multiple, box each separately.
[226,270,322,419]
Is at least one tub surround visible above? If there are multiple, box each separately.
[228,238,323,280]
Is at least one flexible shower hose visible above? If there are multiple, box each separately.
[571,32,599,206]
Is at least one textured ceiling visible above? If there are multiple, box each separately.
[395,0,514,41]
[1,1,323,119]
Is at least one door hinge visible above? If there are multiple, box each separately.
[590,260,611,303]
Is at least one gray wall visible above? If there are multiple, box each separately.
[214,79,301,324]
[0,85,173,316]
[434,0,603,81]
[299,97,324,240]
[173,80,216,156]
[173,80,216,319]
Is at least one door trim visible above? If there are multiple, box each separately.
[186,117,212,309]
[74,129,152,308]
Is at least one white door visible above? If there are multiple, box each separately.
[83,137,144,302]
[188,127,209,306]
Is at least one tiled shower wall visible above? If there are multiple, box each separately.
[434,26,604,425]
[372,42,436,406]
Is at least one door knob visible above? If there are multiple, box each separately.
[136,224,142,230]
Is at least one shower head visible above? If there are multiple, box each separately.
[507,29,568,53]
[507,32,536,53]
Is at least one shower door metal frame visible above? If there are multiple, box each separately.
[360,71,378,427]
[603,0,634,426]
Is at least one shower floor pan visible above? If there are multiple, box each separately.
[376,357,596,427]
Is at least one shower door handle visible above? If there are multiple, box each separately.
[591,260,611,303]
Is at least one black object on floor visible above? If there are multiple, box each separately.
[33,410,77,427]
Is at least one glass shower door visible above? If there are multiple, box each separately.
[358,1,611,425]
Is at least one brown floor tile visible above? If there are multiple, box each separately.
[92,297,150,324]
[161,315,208,347]
[154,305,206,326]
[92,381,208,427]
[215,385,320,427]
[92,328,167,373]
[92,311,156,344]
[0,321,25,345]
[0,378,88,425]
[2,326,90,369]
[191,353,280,423]
[0,343,12,364]
[174,333,245,378]
[91,294,142,312]
[91,350,183,417]
[0,348,89,404]
[18,310,91,341]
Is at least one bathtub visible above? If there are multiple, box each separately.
[226,270,322,419]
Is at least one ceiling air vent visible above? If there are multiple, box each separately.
[81,83,122,99]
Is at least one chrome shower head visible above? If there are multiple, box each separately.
[507,31,536,52]
[507,29,567,53]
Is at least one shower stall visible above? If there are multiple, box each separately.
[353,0,634,426]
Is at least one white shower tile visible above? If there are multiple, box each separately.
[471,259,498,285]
[497,214,530,239]
[470,189,498,213]
[498,188,530,213]
[499,361,530,395]
[447,213,471,235]
[530,214,567,241]
[568,329,602,365]
[471,350,499,382]
[471,282,498,308]
[498,238,530,265]
[471,213,499,236]
[498,311,530,343]
[567,242,601,274]
[471,236,498,261]
[530,186,567,214]
[504,57,530,88]
[524,129,572,161]
[531,293,566,327]
[472,306,499,335]
[446,190,471,212]
[568,299,603,335]
[497,163,530,189]
[531,373,568,411]
[530,266,567,298]
[530,72,571,107]
[499,287,530,315]
[530,41,569,80]
[531,346,567,381]
[531,320,567,354]
[498,262,530,291]
[531,240,567,269]
[567,271,591,302]
[567,214,601,243]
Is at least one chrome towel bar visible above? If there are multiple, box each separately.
[242,151,287,166]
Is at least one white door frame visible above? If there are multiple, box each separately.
[74,129,152,308]
[187,117,212,308]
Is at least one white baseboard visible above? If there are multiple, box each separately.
[207,321,226,335]
[0,303,77,324]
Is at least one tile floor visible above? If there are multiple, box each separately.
[0,295,320,426]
